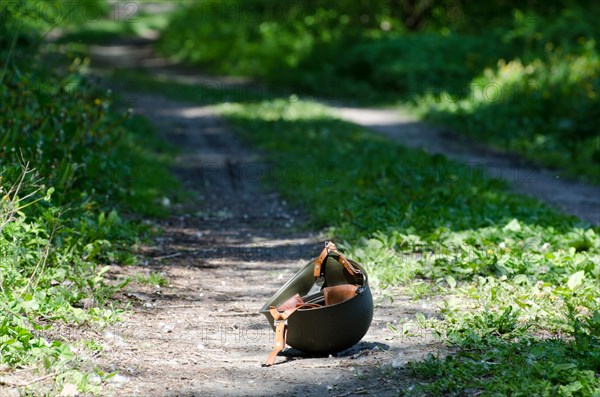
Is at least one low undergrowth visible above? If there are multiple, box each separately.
[415,39,600,184]
[0,5,180,394]
[404,309,600,396]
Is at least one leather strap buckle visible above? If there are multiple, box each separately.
[313,241,362,279]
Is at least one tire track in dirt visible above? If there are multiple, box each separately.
[90,92,443,396]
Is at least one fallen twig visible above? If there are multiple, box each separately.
[336,388,369,397]
[153,304,201,309]
[0,371,60,387]
[153,252,183,261]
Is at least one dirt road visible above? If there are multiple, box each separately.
[89,36,599,226]
[82,34,598,395]
[90,93,441,396]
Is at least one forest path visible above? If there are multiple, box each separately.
[86,43,441,397]
[90,36,598,225]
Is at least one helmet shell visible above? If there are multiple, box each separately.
[260,256,373,354]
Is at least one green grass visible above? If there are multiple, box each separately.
[400,302,600,396]
[135,271,168,287]
[114,72,600,394]
[404,317,599,396]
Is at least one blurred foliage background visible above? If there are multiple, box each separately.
[158,0,600,183]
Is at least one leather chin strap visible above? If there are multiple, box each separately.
[265,242,361,366]
[313,241,361,279]
[265,304,319,366]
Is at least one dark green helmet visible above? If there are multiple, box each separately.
[260,242,373,364]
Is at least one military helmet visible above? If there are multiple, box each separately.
[260,242,373,365]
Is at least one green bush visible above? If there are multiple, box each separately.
[157,0,353,77]
[336,33,505,97]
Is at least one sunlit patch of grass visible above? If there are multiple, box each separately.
[135,271,168,287]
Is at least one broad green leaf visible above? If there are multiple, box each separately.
[503,218,521,232]
[446,275,457,289]
[513,274,529,285]
[567,271,585,291]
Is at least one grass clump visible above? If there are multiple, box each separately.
[404,309,600,396]
[135,271,168,287]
